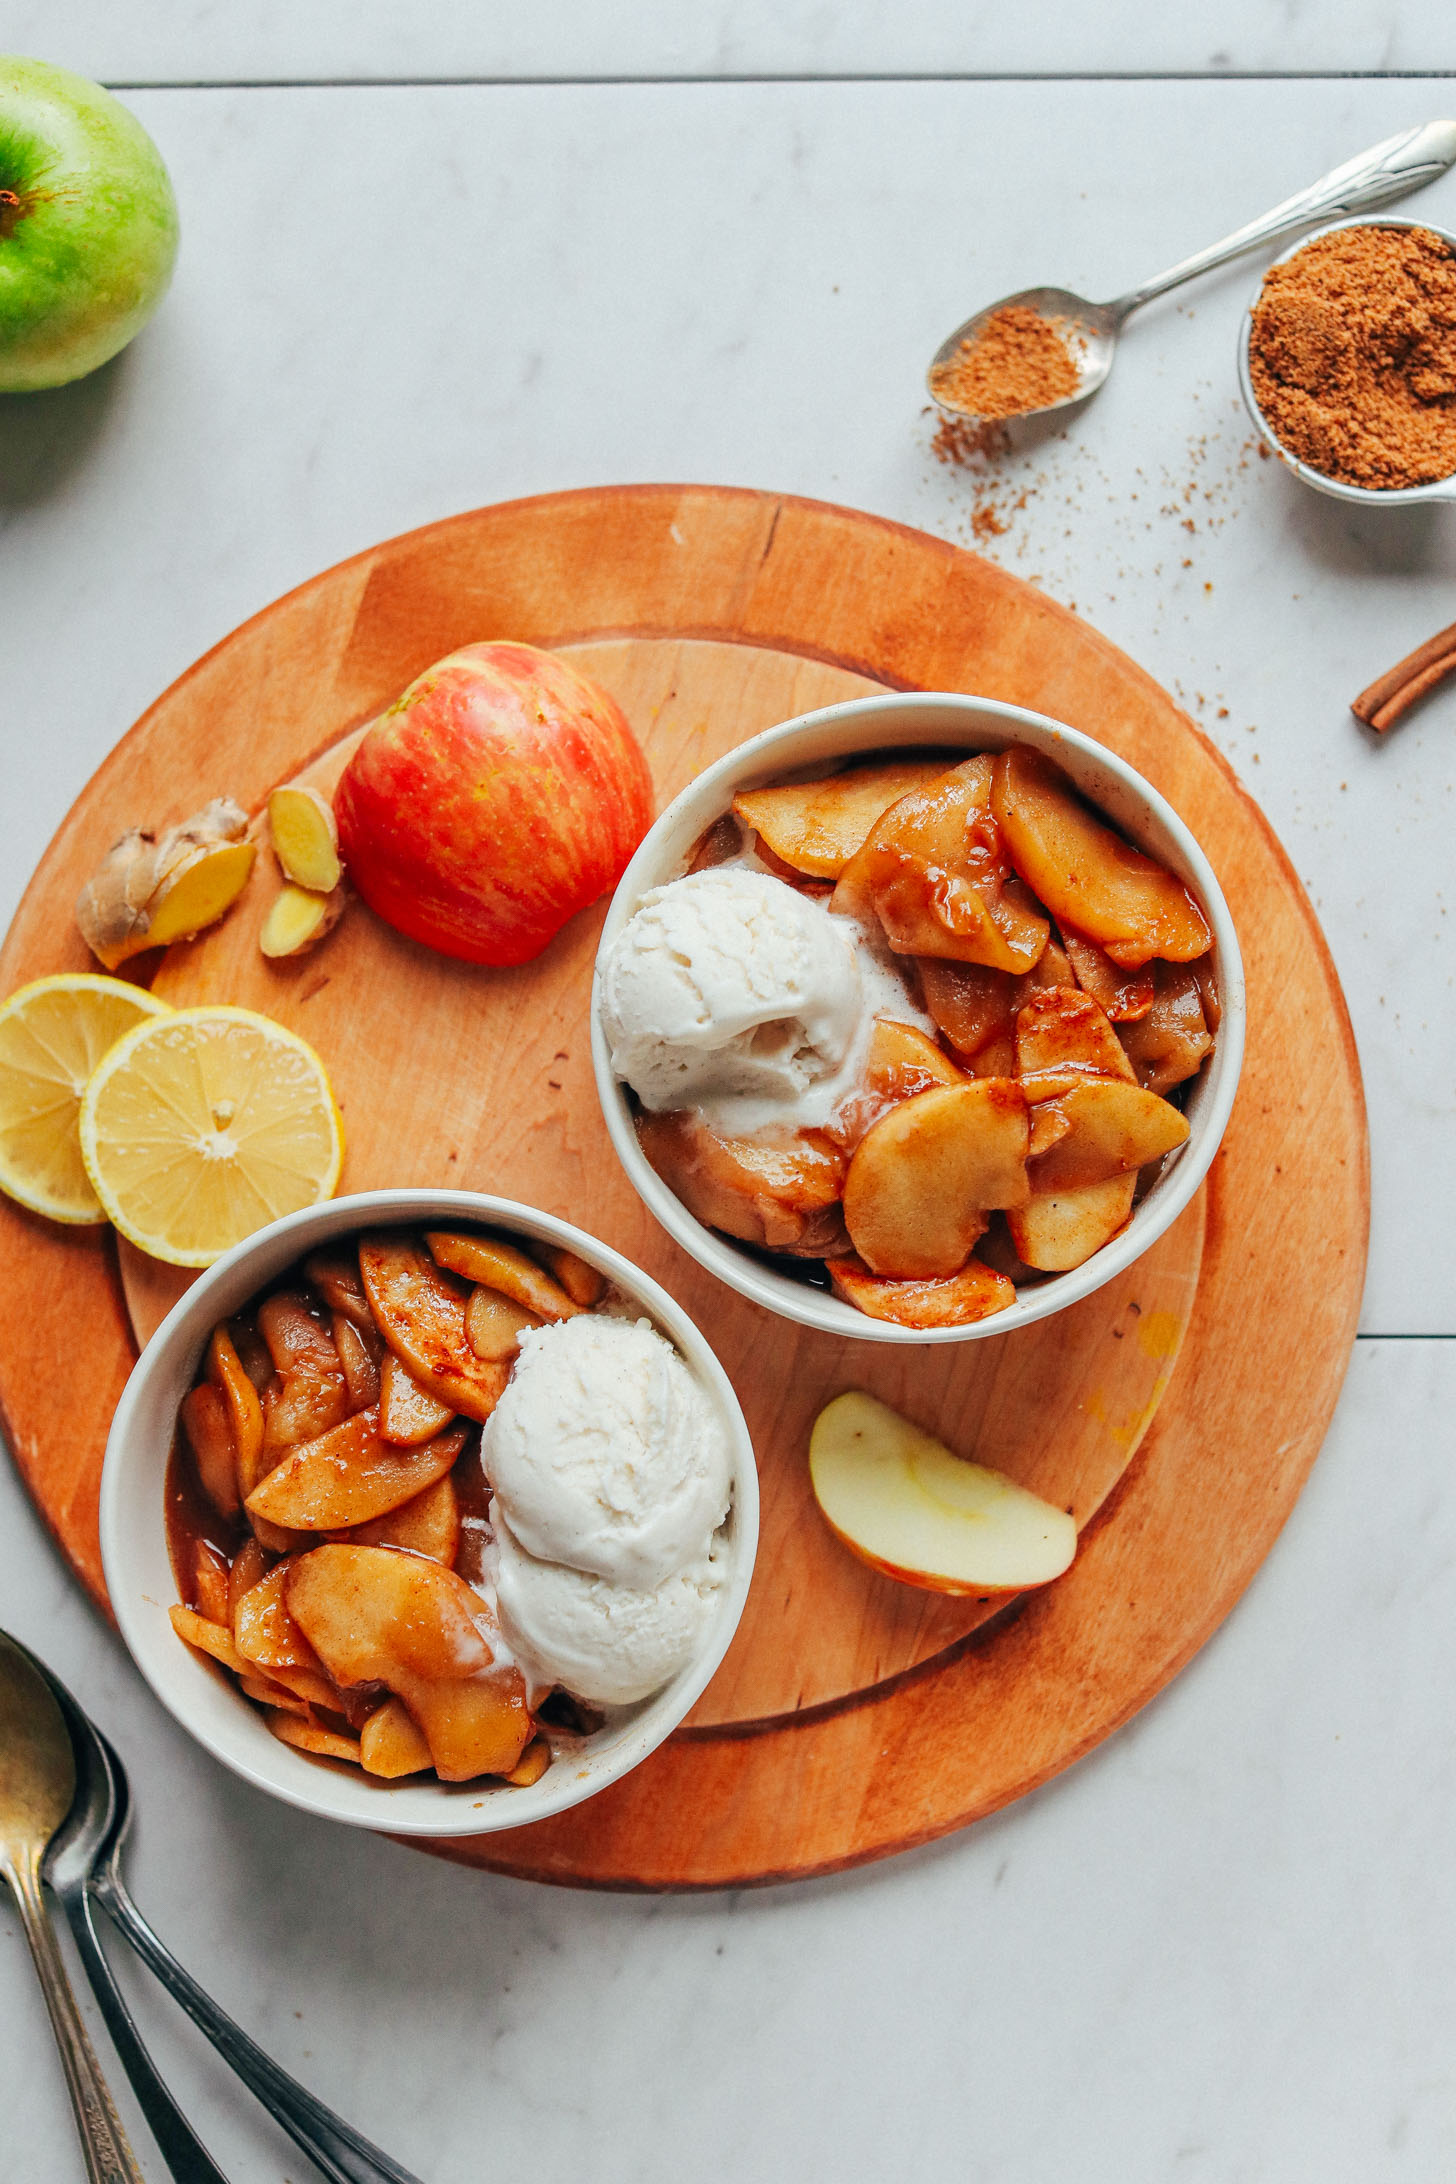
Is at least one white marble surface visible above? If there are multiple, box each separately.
[5,1,1456,81]
[1,60,1455,2184]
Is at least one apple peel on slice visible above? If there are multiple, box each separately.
[732,759,948,878]
[809,1391,1076,1596]
[635,1110,850,1256]
[425,1230,579,1321]
[826,1254,1015,1329]
[359,1234,511,1421]
[843,1080,1029,1279]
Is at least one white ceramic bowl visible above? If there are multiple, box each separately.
[591,692,1245,1344]
[100,1189,758,1836]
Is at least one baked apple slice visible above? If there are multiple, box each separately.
[180,1383,240,1519]
[1117,960,1214,1094]
[464,1285,542,1361]
[843,1080,1029,1279]
[1060,928,1155,1021]
[1006,1173,1137,1271]
[170,1604,247,1675]
[258,1292,350,1449]
[825,1017,965,1152]
[285,1544,531,1780]
[340,1473,460,1566]
[424,1231,579,1321]
[1028,1078,1189,1191]
[358,1235,512,1421]
[1015,984,1136,1100]
[378,1352,457,1445]
[992,748,1210,966]
[265,1713,361,1765]
[359,1696,433,1778]
[826,1253,1015,1328]
[531,1242,607,1307]
[635,1110,850,1256]
[732,759,948,878]
[245,1411,465,1531]
[810,1391,1076,1593]
[232,1561,325,1676]
[331,1315,381,1411]
[301,1247,375,1333]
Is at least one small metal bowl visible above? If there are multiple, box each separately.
[1237,215,1456,506]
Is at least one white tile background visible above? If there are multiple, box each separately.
[2,24,1456,2184]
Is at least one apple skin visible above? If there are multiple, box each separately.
[0,56,179,392]
[334,642,656,967]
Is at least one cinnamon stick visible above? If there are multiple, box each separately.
[1352,617,1456,733]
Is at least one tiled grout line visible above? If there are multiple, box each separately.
[101,70,1456,92]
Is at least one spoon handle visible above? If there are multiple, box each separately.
[58,1882,233,2184]
[1107,118,1456,319]
[3,1851,146,2184]
[97,1874,424,2184]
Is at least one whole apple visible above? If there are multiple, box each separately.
[335,642,656,967]
[0,55,178,392]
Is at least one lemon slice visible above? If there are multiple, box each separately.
[0,973,172,1222]
[79,1005,343,1266]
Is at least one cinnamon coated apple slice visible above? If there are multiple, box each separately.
[826,1253,1015,1328]
[1116,960,1214,1094]
[635,1110,850,1256]
[285,1545,532,1780]
[264,1712,362,1765]
[810,1391,1075,1594]
[258,1291,350,1450]
[1027,1078,1189,1191]
[532,1242,607,1307]
[338,1472,460,1566]
[424,1231,579,1321]
[358,1234,511,1421]
[826,1018,965,1152]
[464,1285,543,1361]
[331,1314,381,1411]
[245,1410,465,1531]
[378,1351,457,1445]
[843,1080,1030,1279]
[732,759,948,878]
[232,1561,325,1676]
[192,1540,232,1626]
[1060,929,1155,1021]
[1006,1172,1137,1271]
[992,748,1210,967]
[1015,984,1137,1101]
[180,1382,240,1519]
[169,1603,248,1676]
[359,1696,433,1778]
[302,1248,375,1333]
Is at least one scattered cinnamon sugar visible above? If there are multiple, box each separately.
[1248,225,1456,489]
[930,304,1082,421]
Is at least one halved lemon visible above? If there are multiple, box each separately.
[0,973,172,1222]
[79,1005,343,1266]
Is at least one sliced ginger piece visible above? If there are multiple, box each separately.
[267,784,342,892]
[260,882,345,959]
[635,1110,849,1257]
[1029,1078,1189,1192]
[826,1253,1015,1329]
[1015,985,1137,1101]
[843,1080,1030,1279]
[378,1351,456,1445]
[424,1231,580,1321]
[76,798,256,969]
[339,1473,460,1566]
[732,759,949,878]
[359,1696,433,1778]
[1007,1172,1137,1272]
[286,1544,531,1780]
[170,1603,248,1676]
[180,1382,240,1519]
[359,1234,511,1421]
[245,1409,465,1531]
[992,749,1210,967]
[464,1285,543,1361]
[263,1710,361,1765]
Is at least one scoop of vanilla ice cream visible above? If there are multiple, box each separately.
[481,1313,732,1590]
[599,866,864,1131]
[491,1516,725,1706]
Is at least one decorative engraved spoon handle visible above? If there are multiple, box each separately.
[4,1849,145,2184]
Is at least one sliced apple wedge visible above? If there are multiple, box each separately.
[1015,984,1137,1100]
[732,759,948,878]
[826,1253,1015,1328]
[1117,960,1214,1094]
[843,1080,1029,1278]
[358,1234,511,1421]
[424,1230,579,1320]
[378,1351,457,1445]
[331,1314,381,1410]
[264,1712,361,1765]
[1006,1172,1136,1271]
[339,1473,460,1566]
[464,1284,543,1361]
[245,1409,465,1531]
[232,1562,325,1675]
[1028,1078,1189,1191]
[179,1383,239,1519]
[531,1242,606,1307]
[169,1603,248,1676]
[809,1391,1076,1595]
[301,1247,375,1332]
[863,1016,963,1099]
[360,1696,433,1778]
[258,1291,350,1450]
[1060,928,1155,1021]
[635,1109,850,1255]
[992,748,1210,966]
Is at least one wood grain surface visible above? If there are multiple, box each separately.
[0,486,1367,1887]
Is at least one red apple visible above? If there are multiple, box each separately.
[334,641,654,966]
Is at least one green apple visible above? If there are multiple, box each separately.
[0,55,178,392]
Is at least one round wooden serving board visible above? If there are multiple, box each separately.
[0,486,1366,1889]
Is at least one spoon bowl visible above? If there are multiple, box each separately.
[928,287,1113,423]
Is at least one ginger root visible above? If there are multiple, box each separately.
[259,881,346,959]
[76,798,256,969]
[268,785,342,893]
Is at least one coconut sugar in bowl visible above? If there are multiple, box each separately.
[1239,216,1456,506]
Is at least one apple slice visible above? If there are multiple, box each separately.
[809,1390,1076,1594]
[635,1109,850,1255]
[464,1285,542,1361]
[302,1247,375,1334]
[531,1242,607,1307]
[358,1234,512,1421]
[732,759,949,878]
[827,1017,965,1151]
[258,1291,349,1450]
[1028,1078,1190,1191]
[992,748,1210,966]
[1060,929,1155,1021]
[504,1738,551,1788]
[232,1562,325,1675]
[1117,960,1214,1094]
[264,1711,361,1766]
[192,1540,231,1626]
[227,1538,269,1623]
[339,1473,460,1566]
[424,1230,579,1321]
[245,1409,465,1531]
[359,1696,433,1778]
[843,1080,1029,1278]
[331,1314,381,1411]
[169,1603,248,1676]
[826,1253,1015,1328]
[180,1382,239,1519]
[1015,984,1136,1100]
[1006,1172,1137,1271]
[378,1352,457,1445]
[285,1544,531,1780]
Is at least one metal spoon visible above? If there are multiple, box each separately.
[39,1652,233,2183]
[42,1670,423,2184]
[0,1633,145,2184]
[929,119,1456,423]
